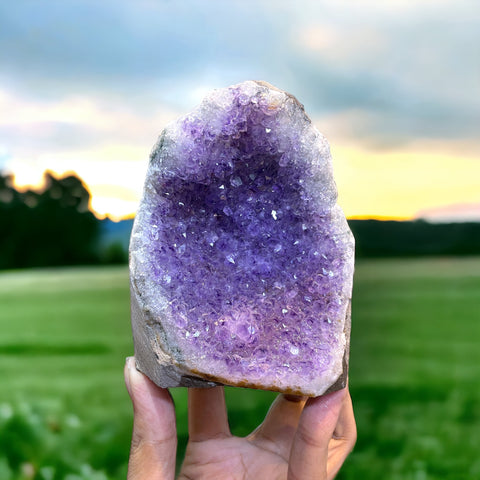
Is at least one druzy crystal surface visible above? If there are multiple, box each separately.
[130,81,354,396]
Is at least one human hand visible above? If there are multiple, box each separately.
[124,356,356,480]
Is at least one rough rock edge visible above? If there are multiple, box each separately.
[131,280,220,389]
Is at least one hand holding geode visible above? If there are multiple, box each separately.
[129,81,354,396]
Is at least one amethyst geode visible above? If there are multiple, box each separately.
[130,81,354,396]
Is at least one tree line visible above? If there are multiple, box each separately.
[0,171,100,269]
[1,170,479,270]
[349,219,480,257]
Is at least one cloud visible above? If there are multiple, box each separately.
[0,1,283,99]
[285,1,480,146]
[416,202,480,223]
[0,86,180,161]
[1,0,478,148]
[0,145,10,171]
[0,0,478,218]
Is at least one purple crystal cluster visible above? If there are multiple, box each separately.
[130,81,354,396]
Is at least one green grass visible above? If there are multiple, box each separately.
[345,257,480,480]
[0,258,479,479]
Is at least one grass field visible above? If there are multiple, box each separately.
[0,257,479,479]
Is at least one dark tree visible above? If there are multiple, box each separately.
[0,171,100,269]
[348,219,480,257]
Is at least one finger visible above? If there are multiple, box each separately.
[188,386,230,442]
[333,390,356,441]
[249,394,307,460]
[288,388,347,480]
[327,390,357,479]
[125,357,177,480]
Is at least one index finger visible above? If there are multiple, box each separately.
[188,386,230,442]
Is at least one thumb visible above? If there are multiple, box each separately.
[288,388,347,480]
[125,356,177,480]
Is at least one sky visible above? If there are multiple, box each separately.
[0,0,479,221]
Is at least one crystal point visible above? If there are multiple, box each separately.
[130,81,354,396]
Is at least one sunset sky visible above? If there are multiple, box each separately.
[1,0,479,221]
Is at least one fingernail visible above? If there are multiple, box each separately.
[323,387,347,406]
[125,356,136,393]
[284,394,307,403]
[306,387,346,411]
[126,356,135,369]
